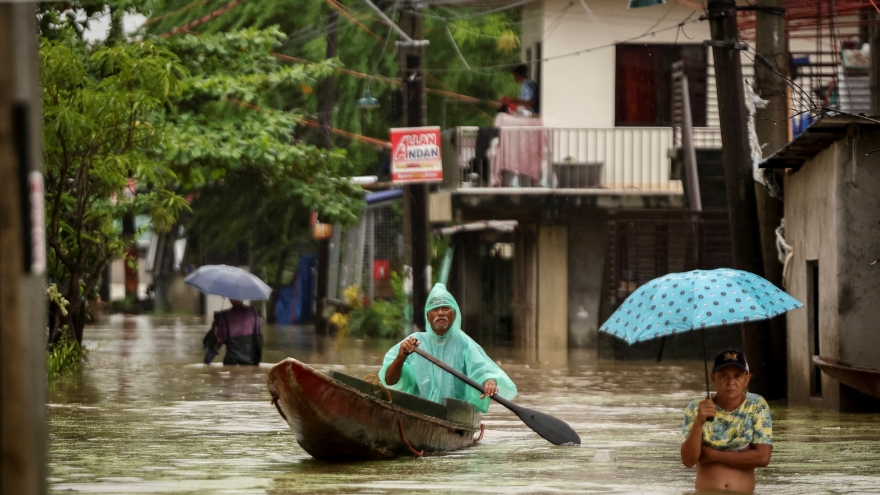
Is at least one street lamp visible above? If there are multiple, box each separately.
[357,89,380,110]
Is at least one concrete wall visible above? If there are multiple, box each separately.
[837,133,880,368]
[537,225,569,357]
[784,142,840,407]
[786,130,880,410]
[513,224,538,358]
[567,210,608,347]
[533,0,712,128]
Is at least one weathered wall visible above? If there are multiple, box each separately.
[837,132,880,369]
[784,142,840,408]
[533,0,713,128]
[566,210,608,347]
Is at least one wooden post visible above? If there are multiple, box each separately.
[707,0,772,393]
[0,5,47,494]
[753,0,788,399]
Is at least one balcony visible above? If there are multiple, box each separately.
[442,126,721,194]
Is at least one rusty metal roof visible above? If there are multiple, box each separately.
[760,115,880,170]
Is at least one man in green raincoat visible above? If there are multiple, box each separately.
[380,283,517,413]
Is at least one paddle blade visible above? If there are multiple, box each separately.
[506,400,581,445]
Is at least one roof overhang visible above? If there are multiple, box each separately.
[760,115,880,171]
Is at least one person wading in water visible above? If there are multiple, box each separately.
[680,348,773,492]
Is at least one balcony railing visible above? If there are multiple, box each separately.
[443,126,721,192]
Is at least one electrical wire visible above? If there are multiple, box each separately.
[423,13,703,71]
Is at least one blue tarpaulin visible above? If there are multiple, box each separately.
[274,254,316,324]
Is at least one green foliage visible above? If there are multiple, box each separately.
[348,299,405,339]
[335,277,405,340]
[141,0,522,296]
[45,283,86,382]
[38,1,157,41]
[41,31,190,339]
[47,335,88,383]
[145,0,522,172]
[155,27,365,290]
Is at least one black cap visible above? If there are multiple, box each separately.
[712,348,750,373]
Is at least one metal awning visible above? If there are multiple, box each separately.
[760,115,880,170]
[435,220,518,236]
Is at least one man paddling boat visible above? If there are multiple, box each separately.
[380,283,517,413]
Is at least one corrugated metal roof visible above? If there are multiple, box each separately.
[759,114,880,170]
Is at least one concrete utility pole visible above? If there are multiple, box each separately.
[0,3,47,494]
[398,4,430,331]
[753,0,788,400]
[707,0,774,395]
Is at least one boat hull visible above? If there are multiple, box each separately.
[813,355,880,399]
[267,358,481,460]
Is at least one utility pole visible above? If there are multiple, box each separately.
[707,0,773,394]
[870,8,880,116]
[319,10,338,150]
[0,3,47,494]
[315,8,338,335]
[753,0,788,399]
[398,4,429,331]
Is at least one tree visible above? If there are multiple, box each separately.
[156,27,365,310]
[141,0,522,315]
[41,30,189,343]
[144,0,522,171]
[42,15,365,338]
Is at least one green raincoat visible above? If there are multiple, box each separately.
[379,283,517,413]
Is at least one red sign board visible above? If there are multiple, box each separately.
[390,126,442,183]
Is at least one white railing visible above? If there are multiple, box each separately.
[444,126,720,191]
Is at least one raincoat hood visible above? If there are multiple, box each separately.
[424,283,461,338]
[380,283,517,413]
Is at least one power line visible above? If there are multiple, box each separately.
[541,15,703,63]
[422,14,703,72]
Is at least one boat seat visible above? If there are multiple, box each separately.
[329,371,450,421]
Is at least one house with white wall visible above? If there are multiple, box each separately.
[437,0,871,364]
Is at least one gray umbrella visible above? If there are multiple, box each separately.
[184,264,272,301]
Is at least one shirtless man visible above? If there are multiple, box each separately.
[680,348,773,492]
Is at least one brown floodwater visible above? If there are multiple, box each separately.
[48,315,880,494]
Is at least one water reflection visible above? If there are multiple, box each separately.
[49,315,880,494]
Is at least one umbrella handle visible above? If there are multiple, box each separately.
[701,328,715,422]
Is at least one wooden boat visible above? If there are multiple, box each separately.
[812,355,880,399]
[266,358,483,460]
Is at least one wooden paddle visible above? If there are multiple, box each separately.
[413,347,581,446]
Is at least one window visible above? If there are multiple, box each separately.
[615,44,707,127]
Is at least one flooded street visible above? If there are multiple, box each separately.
[49,315,880,494]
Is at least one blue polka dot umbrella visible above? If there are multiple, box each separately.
[599,268,803,394]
